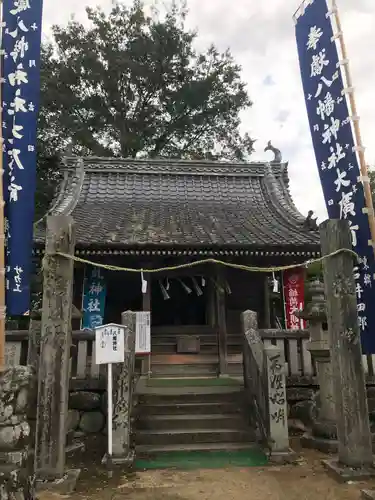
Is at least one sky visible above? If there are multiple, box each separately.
[42,0,375,223]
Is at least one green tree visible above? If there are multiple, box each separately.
[39,0,253,172]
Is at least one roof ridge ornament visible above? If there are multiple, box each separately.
[264,141,282,163]
[303,210,319,232]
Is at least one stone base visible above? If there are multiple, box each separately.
[322,459,375,483]
[0,464,35,499]
[102,449,136,470]
[35,468,81,495]
[267,448,298,465]
[362,490,375,500]
[301,432,338,454]
[311,420,337,440]
[66,439,86,456]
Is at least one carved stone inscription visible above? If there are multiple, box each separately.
[265,347,288,451]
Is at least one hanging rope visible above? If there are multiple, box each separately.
[53,248,359,274]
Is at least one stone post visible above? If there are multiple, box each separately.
[106,311,136,467]
[27,315,41,373]
[320,219,374,480]
[34,216,80,494]
[0,366,35,500]
[26,315,41,457]
[308,326,337,445]
[264,346,289,453]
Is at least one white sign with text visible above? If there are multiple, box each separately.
[94,323,125,365]
[136,312,151,355]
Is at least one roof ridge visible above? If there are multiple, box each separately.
[61,156,288,177]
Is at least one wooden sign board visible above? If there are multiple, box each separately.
[94,323,125,365]
[135,312,151,355]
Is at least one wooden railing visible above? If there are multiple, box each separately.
[5,328,375,381]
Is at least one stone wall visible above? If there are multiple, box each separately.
[0,366,35,500]
[68,389,106,438]
[287,384,375,435]
[287,386,318,434]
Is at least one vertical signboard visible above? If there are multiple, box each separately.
[135,311,151,355]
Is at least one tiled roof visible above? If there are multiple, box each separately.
[34,157,320,251]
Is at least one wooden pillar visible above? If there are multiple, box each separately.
[320,220,373,473]
[264,275,271,328]
[34,216,75,480]
[142,272,151,376]
[216,269,227,376]
[207,277,216,328]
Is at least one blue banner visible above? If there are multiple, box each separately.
[2,0,44,315]
[81,267,106,329]
[295,0,375,354]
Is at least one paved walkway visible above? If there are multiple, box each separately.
[38,446,375,500]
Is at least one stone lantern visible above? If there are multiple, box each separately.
[296,278,338,452]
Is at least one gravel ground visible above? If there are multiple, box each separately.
[37,438,375,500]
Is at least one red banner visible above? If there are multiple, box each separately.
[283,268,305,330]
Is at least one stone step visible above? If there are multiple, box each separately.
[152,344,242,355]
[137,401,243,415]
[226,364,243,375]
[135,428,255,446]
[137,413,248,431]
[137,388,243,405]
[136,441,260,454]
[152,334,242,342]
[151,364,218,377]
[151,337,242,344]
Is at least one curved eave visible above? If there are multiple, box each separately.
[32,241,321,258]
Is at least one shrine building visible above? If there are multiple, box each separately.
[34,149,320,377]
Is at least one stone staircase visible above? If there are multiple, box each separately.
[134,380,259,455]
[150,354,243,378]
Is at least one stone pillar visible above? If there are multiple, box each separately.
[308,324,337,447]
[0,366,35,500]
[34,216,81,494]
[107,311,136,467]
[264,346,289,453]
[320,219,374,480]
[26,316,41,452]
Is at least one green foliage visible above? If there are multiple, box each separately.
[38,0,254,174]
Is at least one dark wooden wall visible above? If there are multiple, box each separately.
[224,267,265,334]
